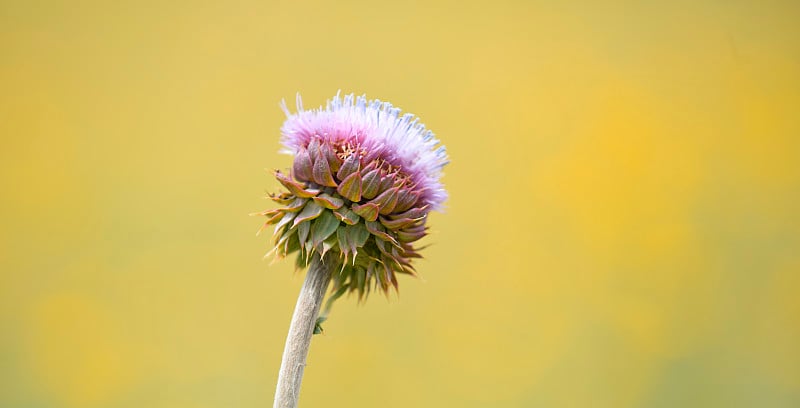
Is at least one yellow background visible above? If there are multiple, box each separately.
[2,1,799,407]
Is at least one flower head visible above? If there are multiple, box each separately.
[258,92,448,300]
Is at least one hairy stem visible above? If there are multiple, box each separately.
[273,254,333,408]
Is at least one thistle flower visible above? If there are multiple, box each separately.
[258,92,448,301]
[262,92,447,408]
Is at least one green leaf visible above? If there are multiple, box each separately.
[366,220,399,246]
[275,171,320,198]
[312,193,344,209]
[311,210,340,247]
[284,197,308,212]
[369,187,399,215]
[361,169,381,199]
[293,200,323,226]
[333,207,361,225]
[268,192,293,205]
[336,171,362,202]
[284,233,301,255]
[389,206,427,220]
[313,316,327,335]
[377,175,394,196]
[327,285,348,307]
[337,227,351,257]
[356,266,367,298]
[393,189,419,213]
[275,211,297,232]
[348,223,370,248]
[320,233,339,257]
[379,216,415,230]
[298,219,310,246]
[397,228,426,243]
[336,153,360,180]
[352,203,379,222]
[262,210,283,225]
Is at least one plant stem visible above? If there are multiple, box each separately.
[273,254,333,408]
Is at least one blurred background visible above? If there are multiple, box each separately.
[2,0,799,407]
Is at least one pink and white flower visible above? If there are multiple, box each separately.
[258,92,448,299]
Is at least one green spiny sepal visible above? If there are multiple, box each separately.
[257,138,432,307]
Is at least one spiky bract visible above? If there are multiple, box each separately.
[258,93,447,301]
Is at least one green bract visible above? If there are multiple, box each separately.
[258,137,429,301]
